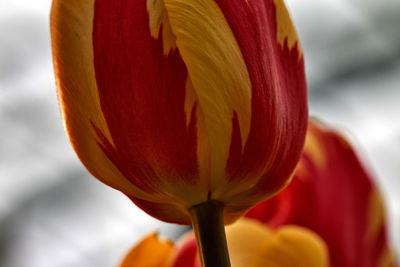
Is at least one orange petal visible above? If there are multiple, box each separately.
[119,233,174,267]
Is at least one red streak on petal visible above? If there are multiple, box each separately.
[92,0,199,192]
[219,0,308,194]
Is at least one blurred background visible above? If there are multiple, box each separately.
[0,0,399,266]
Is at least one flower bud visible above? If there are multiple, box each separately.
[51,0,307,224]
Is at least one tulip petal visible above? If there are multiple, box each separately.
[119,233,174,267]
[226,218,275,265]
[163,0,252,191]
[227,219,329,267]
[171,232,201,267]
[212,0,308,206]
[251,225,329,267]
[91,0,208,208]
[130,196,191,225]
[50,0,156,201]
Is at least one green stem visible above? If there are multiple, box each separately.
[189,201,231,267]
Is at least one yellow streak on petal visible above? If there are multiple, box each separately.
[119,233,174,267]
[377,247,397,267]
[274,0,302,54]
[303,126,326,169]
[184,78,197,127]
[184,78,211,201]
[163,0,252,191]
[147,0,177,55]
[366,189,385,242]
[225,219,329,267]
[51,0,154,200]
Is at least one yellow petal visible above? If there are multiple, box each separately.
[226,218,274,265]
[226,219,329,267]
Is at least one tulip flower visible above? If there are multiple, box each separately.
[247,120,398,267]
[118,120,398,267]
[51,0,307,265]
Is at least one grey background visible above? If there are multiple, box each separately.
[0,0,399,266]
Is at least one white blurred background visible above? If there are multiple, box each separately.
[0,0,399,266]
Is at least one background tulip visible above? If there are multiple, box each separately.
[51,0,307,224]
[247,120,398,267]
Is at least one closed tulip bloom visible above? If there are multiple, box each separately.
[50,0,307,226]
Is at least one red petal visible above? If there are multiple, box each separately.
[92,0,199,195]
[217,0,308,199]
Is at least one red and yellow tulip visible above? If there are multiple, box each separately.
[50,0,307,224]
[118,121,398,267]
